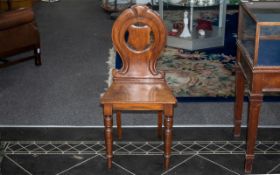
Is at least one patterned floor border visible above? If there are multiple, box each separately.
[3,141,280,155]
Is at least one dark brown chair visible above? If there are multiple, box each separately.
[0,8,41,68]
[100,5,176,170]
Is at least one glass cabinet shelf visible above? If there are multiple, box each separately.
[159,0,227,50]
[163,0,221,7]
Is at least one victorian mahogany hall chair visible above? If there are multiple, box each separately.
[100,5,176,169]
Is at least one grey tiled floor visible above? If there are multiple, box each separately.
[0,127,280,174]
[2,153,280,175]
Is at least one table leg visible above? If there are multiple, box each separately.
[234,63,245,137]
[164,105,173,170]
[103,104,113,169]
[245,93,263,173]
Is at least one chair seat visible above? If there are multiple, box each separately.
[101,82,176,105]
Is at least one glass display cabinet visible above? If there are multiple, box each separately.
[158,0,227,50]
[238,1,280,66]
[102,0,132,12]
[233,1,280,173]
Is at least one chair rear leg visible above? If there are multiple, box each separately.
[116,111,122,140]
[157,111,162,138]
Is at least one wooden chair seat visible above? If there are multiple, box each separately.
[100,5,176,170]
[101,82,176,105]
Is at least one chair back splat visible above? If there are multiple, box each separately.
[112,5,167,82]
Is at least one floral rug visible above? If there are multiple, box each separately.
[106,47,236,98]
[158,47,236,97]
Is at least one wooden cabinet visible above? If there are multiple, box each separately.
[234,1,280,173]
[0,0,33,11]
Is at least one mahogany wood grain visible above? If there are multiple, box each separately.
[100,5,176,170]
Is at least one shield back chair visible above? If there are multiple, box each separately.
[100,5,176,169]
[0,8,41,68]
[233,2,280,173]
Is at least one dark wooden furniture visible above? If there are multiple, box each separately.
[0,8,41,68]
[233,2,280,173]
[0,0,33,11]
[100,5,176,169]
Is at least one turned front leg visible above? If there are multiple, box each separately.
[234,63,245,137]
[164,105,173,170]
[245,93,263,173]
[103,104,113,169]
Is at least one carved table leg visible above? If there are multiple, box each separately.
[245,93,263,173]
[116,111,122,140]
[234,64,245,137]
[157,111,162,138]
[103,104,113,169]
[164,105,173,170]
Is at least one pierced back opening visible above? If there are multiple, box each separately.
[112,5,167,81]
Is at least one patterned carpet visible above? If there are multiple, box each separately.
[107,47,236,98]
[158,47,236,97]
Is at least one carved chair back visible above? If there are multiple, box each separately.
[111,5,167,82]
